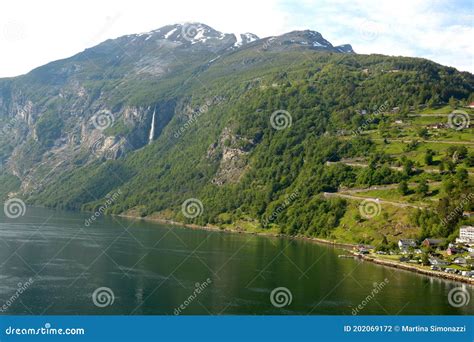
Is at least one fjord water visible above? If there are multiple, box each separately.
[0,207,472,315]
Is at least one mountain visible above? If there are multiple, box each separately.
[1,22,473,245]
[0,22,354,189]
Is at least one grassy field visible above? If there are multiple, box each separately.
[350,183,442,204]
[326,104,474,244]
[418,104,474,114]
[329,201,419,244]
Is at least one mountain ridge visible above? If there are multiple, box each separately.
[0,22,473,245]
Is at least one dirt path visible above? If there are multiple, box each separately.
[342,182,442,194]
[323,192,427,209]
[408,113,474,117]
[372,138,474,145]
[326,160,474,175]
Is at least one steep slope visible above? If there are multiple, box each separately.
[0,23,352,196]
[1,23,473,245]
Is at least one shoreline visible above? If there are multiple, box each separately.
[118,214,474,286]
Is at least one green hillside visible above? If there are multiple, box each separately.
[1,24,473,247]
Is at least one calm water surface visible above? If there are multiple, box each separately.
[0,207,472,315]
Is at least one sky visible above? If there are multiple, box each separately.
[0,0,472,77]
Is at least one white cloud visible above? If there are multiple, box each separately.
[0,0,472,77]
[280,0,473,72]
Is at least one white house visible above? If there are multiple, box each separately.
[457,226,474,243]
[429,257,448,266]
[453,257,467,265]
[398,239,417,250]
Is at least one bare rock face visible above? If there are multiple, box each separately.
[208,127,253,185]
[0,22,356,199]
[0,82,174,195]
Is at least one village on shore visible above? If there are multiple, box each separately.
[352,226,474,279]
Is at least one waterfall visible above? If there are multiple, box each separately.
[148,108,156,144]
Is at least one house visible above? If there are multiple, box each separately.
[446,247,463,255]
[458,226,474,243]
[398,239,417,251]
[395,120,403,125]
[453,257,467,265]
[467,102,474,109]
[422,238,444,248]
[429,257,448,266]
